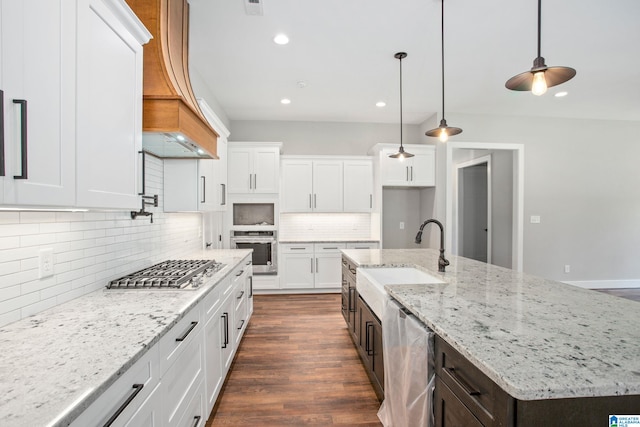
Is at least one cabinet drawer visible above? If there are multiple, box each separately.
[434,376,484,427]
[162,329,204,427]
[159,308,202,374]
[203,283,222,321]
[281,243,313,253]
[175,379,205,427]
[346,242,379,250]
[313,243,346,253]
[435,336,513,426]
[71,345,159,427]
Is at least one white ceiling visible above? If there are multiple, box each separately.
[188,0,640,125]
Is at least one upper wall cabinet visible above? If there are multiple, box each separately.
[281,156,373,213]
[198,98,230,211]
[164,159,216,212]
[375,144,436,187]
[0,0,151,209]
[227,142,281,194]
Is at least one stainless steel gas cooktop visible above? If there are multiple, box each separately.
[106,259,225,289]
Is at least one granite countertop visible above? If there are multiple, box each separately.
[279,239,379,243]
[0,249,252,427]
[341,248,640,401]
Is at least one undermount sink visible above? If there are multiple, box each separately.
[356,267,445,319]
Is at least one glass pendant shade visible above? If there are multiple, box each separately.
[505,0,576,94]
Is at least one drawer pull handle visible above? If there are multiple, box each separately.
[323,247,338,250]
[348,266,356,274]
[12,99,28,179]
[342,259,347,266]
[237,290,245,299]
[175,321,198,342]
[236,270,244,277]
[446,366,481,396]
[237,319,245,330]
[192,415,202,427]
[365,321,374,356]
[0,90,5,177]
[290,247,306,250]
[103,383,144,427]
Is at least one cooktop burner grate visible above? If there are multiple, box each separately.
[106,259,224,289]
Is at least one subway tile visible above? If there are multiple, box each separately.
[21,296,58,318]
[0,260,21,276]
[41,282,72,300]
[20,233,57,248]
[0,309,20,326]
[0,292,40,314]
[0,236,20,250]
[20,212,57,224]
[0,270,39,289]
[0,285,21,303]
[21,276,56,295]
[39,222,71,234]
[0,212,20,224]
[55,231,86,243]
[0,223,40,238]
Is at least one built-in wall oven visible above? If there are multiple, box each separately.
[230,230,277,275]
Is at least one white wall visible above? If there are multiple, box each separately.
[437,112,640,282]
[0,156,204,327]
[230,120,425,155]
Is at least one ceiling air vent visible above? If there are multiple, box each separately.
[244,0,264,16]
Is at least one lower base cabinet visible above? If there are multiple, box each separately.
[356,295,384,400]
[72,256,253,427]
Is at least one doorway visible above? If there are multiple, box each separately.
[456,156,490,263]
[445,142,524,272]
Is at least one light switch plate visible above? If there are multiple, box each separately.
[530,215,541,224]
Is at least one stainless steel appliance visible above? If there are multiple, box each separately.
[106,259,225,289]
[230,230,277,275]
[232,203,275,227]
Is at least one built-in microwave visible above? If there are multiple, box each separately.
[232,203,274,227]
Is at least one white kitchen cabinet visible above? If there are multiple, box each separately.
[378,145,436,187]
[281,156,373,213]
[203,281,224,415]
[75,0,146,209]
[281,158,343,212]
[163,159,216,212]
[281,243,346,290]
[198,98,229,211]
[343,159,373,212]
[0,0,76,206]
[227,142,281,194]
[0,0,149,209]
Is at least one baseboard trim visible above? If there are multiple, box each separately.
[563,279,640,290]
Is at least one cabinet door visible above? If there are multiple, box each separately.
[312,160,343,212]
[380,150,411,186]
[281,253,315,289]
[198,159,216,211]
[220,294,235,372]
[314,244,346,289]
[213,135,227,211]
[343,160,373,212]
[434,376,484,427]
[253,147,279,193]
[204,310,224,415]
[410,149,436,186]
[1,0,76,206]
[163,159,199,211]
[281,160,313,212]
[227,148,252,193]
[76,0,143,209]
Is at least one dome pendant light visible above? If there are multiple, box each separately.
[505,0,576,95]
[389,52,414,160]
[426,0,462,143]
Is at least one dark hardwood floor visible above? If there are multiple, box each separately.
[206,294,383,426]
[594,288,640,302]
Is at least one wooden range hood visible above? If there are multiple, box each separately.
[126,0,218,158]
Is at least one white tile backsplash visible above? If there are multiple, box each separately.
[279,213,372,240]
[0,155,204,327]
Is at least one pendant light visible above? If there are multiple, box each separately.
[425,0,462,143]
[505,0,576,95]
[389,52,414,159]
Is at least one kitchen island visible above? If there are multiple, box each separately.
[0,249,252,427]
[342,248,640,426]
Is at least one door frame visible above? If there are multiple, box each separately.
[455,155,492,264]
[445,142,524,272]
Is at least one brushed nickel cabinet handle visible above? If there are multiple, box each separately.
[12,99,27,179]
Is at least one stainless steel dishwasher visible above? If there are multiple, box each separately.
[378,298,435,427]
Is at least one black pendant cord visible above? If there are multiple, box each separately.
[399,55,404,148]
[440,0,445,121]
[537,0,542,59]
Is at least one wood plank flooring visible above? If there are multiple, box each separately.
[594,288,640,302]
[206,294,383,426]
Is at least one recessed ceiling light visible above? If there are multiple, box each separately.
[273,34,289,45]
[281,98,291,105]
[554,91,568,97]
[376,101,386,108]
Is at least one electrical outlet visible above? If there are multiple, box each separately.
[564,264,571,273]
[530,215,541,224]
[399,222,405,230]
[39,248,54,279]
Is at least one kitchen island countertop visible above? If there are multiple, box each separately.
[341,248,640,401]
[0,249,252,427]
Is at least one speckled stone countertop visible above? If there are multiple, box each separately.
[0,249,252,427]
[279,239,379,244]
[341,248,640,401]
